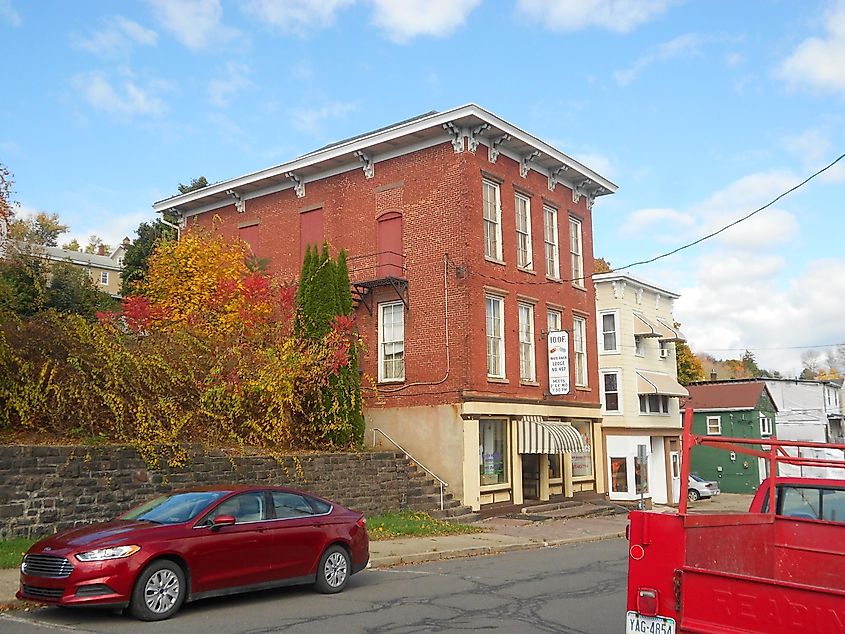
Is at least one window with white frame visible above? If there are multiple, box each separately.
[639,394,669,414]
[573,315,587,387]
[543,205,560,279]
[634,336,644,356]
[599,311,619,353]
[483,180,502,261]
[569,216,583,286]
[547,308,562,332]
[518,303,536,382]
[601,370,621,413]
[515,193,532,270]
[486,295,505,378]
[707,416,722,435]
[99,271,109,285]
[378,302,405,382]
[760,414,773,437]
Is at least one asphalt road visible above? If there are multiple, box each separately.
[0,538,629,634]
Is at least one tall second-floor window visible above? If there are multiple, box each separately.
[518,303,536,382]
[573,316,587,387]
[544,205,560,279]
[569,216,583,286]
[486,295,505,378]
[378,302,405,382]
[515,193,532,270]
[483,180,502,261]
[547,308,562,332]
[99,271,109,285]
[601,370,621,413]
[600,311,619,353]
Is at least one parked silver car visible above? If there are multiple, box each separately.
[688,473,720,501]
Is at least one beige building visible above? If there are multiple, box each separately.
[594,273,688,505]
[40,244,124,298]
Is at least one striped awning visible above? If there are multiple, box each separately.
[636,370,689,397]
[518,416,587,454]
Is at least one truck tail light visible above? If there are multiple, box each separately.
[637,588,659,617]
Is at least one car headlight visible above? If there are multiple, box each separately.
[75,545,141,562]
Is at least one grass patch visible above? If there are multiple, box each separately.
[0,539,35,569]
[367,510,484,541]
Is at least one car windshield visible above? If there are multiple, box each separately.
[122,491,230,524]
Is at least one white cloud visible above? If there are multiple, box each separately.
[676,257,845,375]
[74,16,158,57]
[783,127,845,183]
[778,0,845,96]
[725,52,744,67]
[615,33,702,86]
[369,0,481,43]
[208,62,252,107]
[516,0,672,33]
[71,71,168,118]
[146,0,238,50]
[622,207,694,235]
[571,150,614,181]
[290,101,358,136]
[0,0,21,26]
[243,0,353,33]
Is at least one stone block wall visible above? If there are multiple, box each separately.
[0,445,433,539]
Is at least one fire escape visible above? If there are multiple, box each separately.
[347,250,408,314]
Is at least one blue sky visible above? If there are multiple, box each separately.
[2,0,844,375]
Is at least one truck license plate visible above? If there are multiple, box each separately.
[626,611,676,634]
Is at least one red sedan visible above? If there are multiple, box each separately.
[17,485,369,621]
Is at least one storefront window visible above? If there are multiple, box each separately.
[611,457,628,493]
[571,420,593,478]
[479,419,508,486]
[548,453,562,480]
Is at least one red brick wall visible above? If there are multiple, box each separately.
[190,139,600,411]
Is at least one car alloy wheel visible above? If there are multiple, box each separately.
[688,489,700,502]
[130,560,186,621]
[315,545,350,594]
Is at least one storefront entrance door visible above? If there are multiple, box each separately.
[522,454,540,500]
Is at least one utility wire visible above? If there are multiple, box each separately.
[612,150,845,272]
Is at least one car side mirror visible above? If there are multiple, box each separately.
[210,514,236,530]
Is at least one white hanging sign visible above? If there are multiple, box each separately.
[548,330,570,395]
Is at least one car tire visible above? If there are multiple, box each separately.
[129,559,186,621]
[687,489,700,502]
[314,545,350,594]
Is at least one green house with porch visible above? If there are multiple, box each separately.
[681,380,778,493]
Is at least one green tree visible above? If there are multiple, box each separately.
[62,238,80,252]
[741,349,760,377]
[83,235,110,255]
[0,251,47,315]
[1,163,17,235]
[676,340,705,385]
[46,262,117,317]
[120,218,177,296]
[177,176,209,194]
[9,211,69,246]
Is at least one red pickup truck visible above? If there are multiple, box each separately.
[626,409,845,634]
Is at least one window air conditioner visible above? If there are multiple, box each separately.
[659,348,669,359]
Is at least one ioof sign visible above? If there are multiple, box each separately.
[547,330,570,395]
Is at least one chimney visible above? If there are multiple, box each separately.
[97,244,106,256]
[710,369,718,381]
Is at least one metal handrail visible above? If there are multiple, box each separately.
[372,427,448,511]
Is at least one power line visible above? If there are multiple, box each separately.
[612,150,845,272]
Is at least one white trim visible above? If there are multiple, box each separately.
[600,368,623,415]
[573,315,588,388]
[543,204,560,280]
[706,415,722,435]
[515,193,533,271]
[483,180,503,261]
[486,295,506,379]
[154,103,617,214]
[518,302,536,382]
[598,309,620,354]
[569,216,584,287]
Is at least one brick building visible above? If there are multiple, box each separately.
[153,105,616,511]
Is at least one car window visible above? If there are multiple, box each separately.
[821,489,845,522]
[780,486,820,519]
[271,492,330,518]
[122,491,228,524]
[204,492,267,524]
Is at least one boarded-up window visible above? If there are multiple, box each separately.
[300,208,324,264]
[239,223,259,254]
[377,212,403,277]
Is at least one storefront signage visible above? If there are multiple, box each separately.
[547,330,570,395]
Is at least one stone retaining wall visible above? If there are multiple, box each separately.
[0,445,426,539]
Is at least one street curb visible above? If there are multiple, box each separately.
[368,531,626,568]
